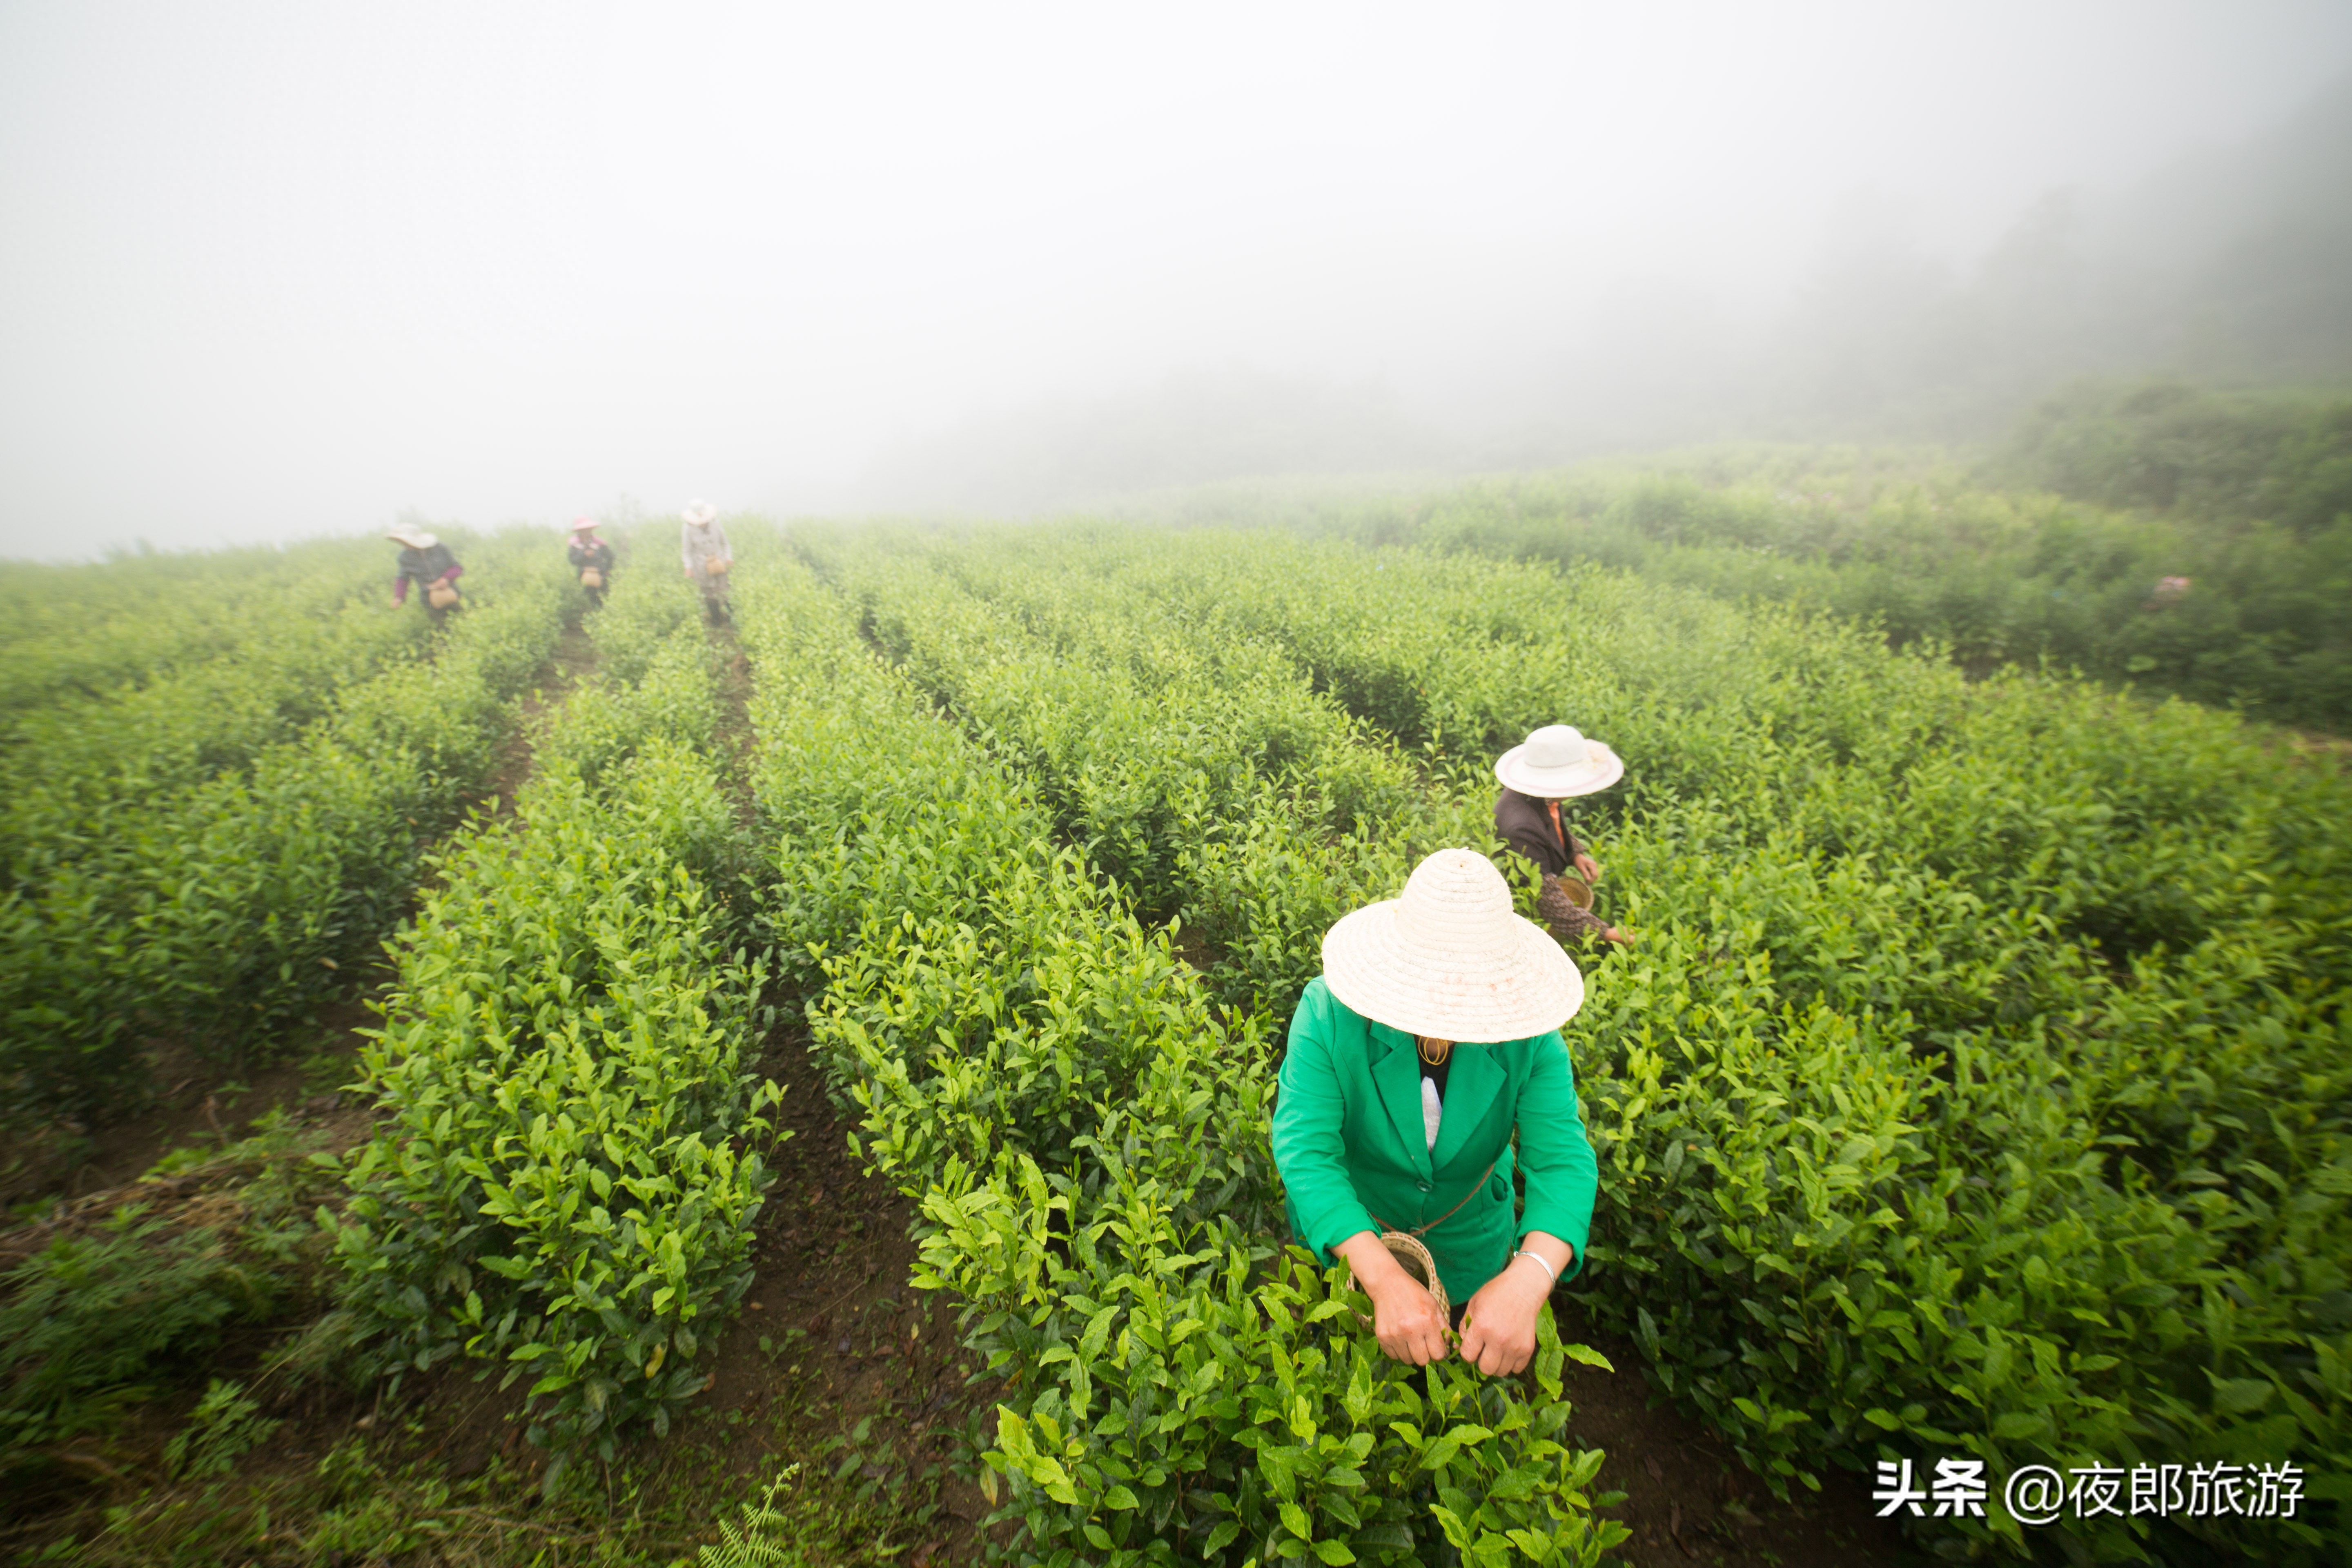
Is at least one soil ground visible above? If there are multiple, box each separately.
[1550,1309,1917,1567]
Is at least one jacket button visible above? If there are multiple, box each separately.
[1418,1182,1432,1193]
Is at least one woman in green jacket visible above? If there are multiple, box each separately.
[1272,848,1598,1376]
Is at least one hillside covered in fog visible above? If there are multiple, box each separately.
[862,74,2352,514]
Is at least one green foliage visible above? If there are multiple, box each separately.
[1993,379,2352,531]
[0,534,418,757]
[0,1114,336,1465]
[333,586,781,1469]
[701,1465,813,1567]
[754,520,2352,1559]
[817,529,1468,1023]
[1016,524,2349,1563]
[935,1186,1622,1567]
[20,500,2348,1564]
[0,1214,275,1455]
[161,1378,280,1480]
[0,535,576,1116]
[1196,428,2352,731]
[735,555,1626,1565]
[536,569,722,785]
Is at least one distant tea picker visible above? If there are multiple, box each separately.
[1271,848,1596,1376]
[680,500,733,625]
[387,524,463,621]
[568,517,615,608]
[1494,724,1631,947]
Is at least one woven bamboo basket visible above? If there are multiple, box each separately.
[1352,1230,1451,1330]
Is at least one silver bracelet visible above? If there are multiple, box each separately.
[1512,1248,1557,1283]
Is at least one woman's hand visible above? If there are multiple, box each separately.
[1367,1270,1451,1365]
[1573,851,1601,883]
[1336,1232,1450,1365]
[1457,1235,1573,1376]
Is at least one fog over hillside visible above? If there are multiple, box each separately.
[3,4,2350,555]
[864,73,2352,513]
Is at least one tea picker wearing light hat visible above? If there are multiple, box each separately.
[1494,724,1630,947]
[1270,849,1598,1375]
[386,525,463,621]
[679,500,733,625]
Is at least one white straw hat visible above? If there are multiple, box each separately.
[1494,724,1623,799]
[385,526,437,550]
[1321,849,1584,1042]
[682,500,718,525]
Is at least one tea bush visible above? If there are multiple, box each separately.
[1990,380,2352,531]
[808,531,1489,1022]
[530,570,719,785]
[970,525,2352,1563]
[0,538,576,1116]
[332,577,780,1479]
[0,535,416,754]
[1173,434,2352,731]
[736,556,1626,1566]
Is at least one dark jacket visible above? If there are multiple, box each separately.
[568,538,614,572]
[394,543,460,604]
[1494,787,1584,878]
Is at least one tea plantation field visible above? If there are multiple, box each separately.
[1,510,2346,1568]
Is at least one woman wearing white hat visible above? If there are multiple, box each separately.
[1270,848,1598,1375]
[679,501,733,624]
[387,525,463,621]
[1494,725,1629,947]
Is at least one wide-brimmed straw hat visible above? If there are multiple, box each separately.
[1321,849,1584,1042]
[385,526,437,550]
[569,516,600,533]
[1494,724,1623,799]
[682,500,718,525]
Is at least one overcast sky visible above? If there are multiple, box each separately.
[4,2,2350,559]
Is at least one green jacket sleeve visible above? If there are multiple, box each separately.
[1515,1028,1598,1280]
[1270,980,1379,1263]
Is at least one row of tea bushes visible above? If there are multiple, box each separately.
[736,555,1628,1567]
[332,571,775,1482]
[0,533,416,749]
[2,548,429,882]
[0,543,578,1117]
[528,568,720,786]
[1165,450,2352,731]
[806,531,1503,1023]
[985,525,2350,1563]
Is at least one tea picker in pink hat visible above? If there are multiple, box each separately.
[1494,725,1630,947]
[1270,848,1597,1376]
[567,518,615,608]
